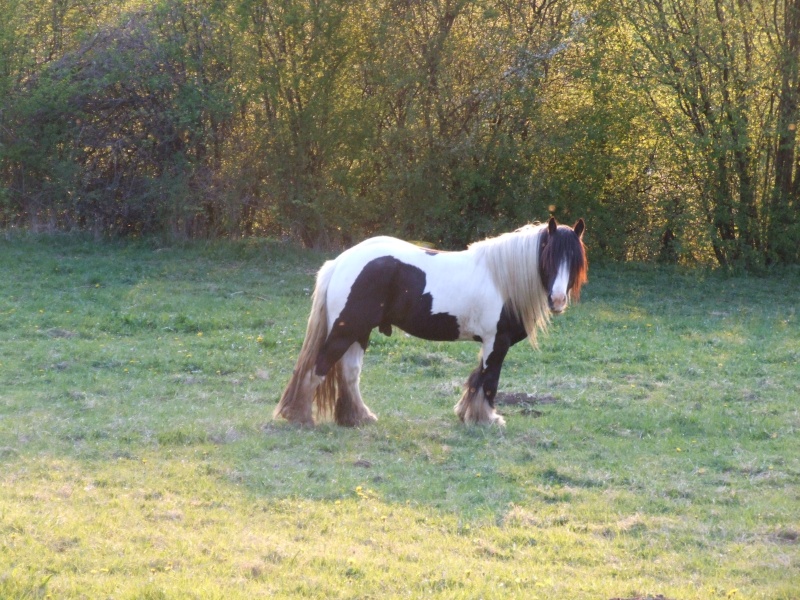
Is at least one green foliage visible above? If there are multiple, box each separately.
[2,0,240,237]
[1,0,799,265]
[625,0,800,266]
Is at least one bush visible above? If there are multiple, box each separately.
[5,5,237,237]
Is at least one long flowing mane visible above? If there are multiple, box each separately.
[470,224,551,346]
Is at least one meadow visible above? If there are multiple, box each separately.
[0,234,798,599]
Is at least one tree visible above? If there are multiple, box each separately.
[1,0,798,266]
[6,0,239,236]
[626,0,800,266]
[237,0,365,246]
[769,0,800,263]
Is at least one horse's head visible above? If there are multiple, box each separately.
[539,217,587,314]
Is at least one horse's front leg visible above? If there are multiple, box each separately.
[454,335,510,426]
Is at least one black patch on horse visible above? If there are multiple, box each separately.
[495,303,528,346]
[333,256,461,347]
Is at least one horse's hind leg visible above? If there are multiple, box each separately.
[276,367,323,426]
[334,343,378,426]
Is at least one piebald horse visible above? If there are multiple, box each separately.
[274,218,587,427]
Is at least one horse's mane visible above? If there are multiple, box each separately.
[469,224,551,347]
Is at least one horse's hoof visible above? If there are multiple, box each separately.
[490,413,506,427]
[275,409,315,427]
[336,411,378,427]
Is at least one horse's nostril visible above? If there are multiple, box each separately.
[550,293,567,313]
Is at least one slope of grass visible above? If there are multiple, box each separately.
[1,233,798,599]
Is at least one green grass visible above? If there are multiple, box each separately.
[1,233,798,599]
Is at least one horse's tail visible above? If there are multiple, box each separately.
[274,259,338,424]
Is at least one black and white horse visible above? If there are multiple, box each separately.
[274,218,587,427]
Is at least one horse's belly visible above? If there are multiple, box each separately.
[393,313,460,342]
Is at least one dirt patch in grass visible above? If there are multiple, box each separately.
[45,328,78,339]
[774,528,799,544]
[495,392,557,417]
[495,392,557,405]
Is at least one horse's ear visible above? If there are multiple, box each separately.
[573,218,585,239]
[548,217,558,235]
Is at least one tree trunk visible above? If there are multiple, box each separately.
[770,0,800,262]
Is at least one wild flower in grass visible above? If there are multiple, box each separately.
[355,485,377,500]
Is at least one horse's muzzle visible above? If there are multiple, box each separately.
[548,293,568,314]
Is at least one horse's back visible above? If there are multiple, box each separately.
[346,235,427,256]
[332,236,433,274]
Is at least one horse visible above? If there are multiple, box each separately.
[274,217,587,427]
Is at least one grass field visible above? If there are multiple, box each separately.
[1,233,798,599]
